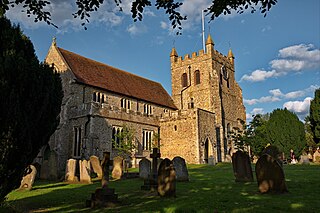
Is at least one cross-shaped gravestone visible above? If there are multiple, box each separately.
[101,152,113,188]
[150,148,161,183]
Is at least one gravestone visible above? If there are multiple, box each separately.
[139,158,151,180]
[19,165,37,190]
[313,150,320,163]
[172,156,189,181]
[86,152,118,208]
[90,155,102,179]
[65,159,78,182]
[232,151,254,182]
[208,155,215,165]
[80,160,92,183]
[157,158,176,197]
[112,156,123,180]
[141,148,160,191]
[48,151,58,180]
[299,155,310,165]
[40,160,49,179]
[255,154,288,193]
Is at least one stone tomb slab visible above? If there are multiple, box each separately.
[172,156,189,182]
[232,151,254,182]
[255,154,288,193]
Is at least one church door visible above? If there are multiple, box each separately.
[216,127,222,162]
[204,139,209,163]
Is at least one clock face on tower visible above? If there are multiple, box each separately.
[221,65,228,80]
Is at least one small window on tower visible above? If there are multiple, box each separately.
[181,73,188,87]
[195,70,200,85]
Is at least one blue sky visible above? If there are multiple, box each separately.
[6,0,320,121]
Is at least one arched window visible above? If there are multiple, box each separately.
[181,73,188,87]
[194,70,200,84]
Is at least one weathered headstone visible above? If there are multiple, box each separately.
[157,158,176,197]
[112,156,123,180]
[208,155,215,165]
[313,150,320,163]
[80,160,92,183]
[48,151,58,180]
[255,154,288,193]
[172,156,189,181]
[139,158,151,180]
[299,155,310,165]
[90,155,102,179]
[19,165,37,190]
[86,152,118,208]
[232,151,254,182]
[65,159,78,182]
[40,160,49,179]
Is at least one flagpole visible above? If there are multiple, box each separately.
[202,10,205,53]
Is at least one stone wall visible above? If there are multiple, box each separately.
[160,109,199,164]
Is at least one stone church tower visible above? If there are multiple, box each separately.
[160,35,246,164]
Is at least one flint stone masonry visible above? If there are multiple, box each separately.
[43,34,246,175]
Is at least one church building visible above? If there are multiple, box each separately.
[41,35,246,175]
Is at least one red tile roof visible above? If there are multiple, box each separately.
[58,47,177,110]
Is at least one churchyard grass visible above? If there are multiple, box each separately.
[2,163,320,213]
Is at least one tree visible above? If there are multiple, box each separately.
[266,108,306,158]
[0,17,63,202]
[304,116,317,152]
[0,0,278,33]
[112,124,136,157]
[309,88,320,145]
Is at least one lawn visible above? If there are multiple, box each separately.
[2,163,320,213]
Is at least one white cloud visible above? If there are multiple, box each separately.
[160,21,168,30]
[241,44,320,82]
[261,25,272,32]
[127,23,147,35]
[240,69,281,82]
[244,85,319,105]
[179,0,211,29]
[283,97,312,120]
[6,0,127,33]
[246,108,265,121]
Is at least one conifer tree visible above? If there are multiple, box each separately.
[309,89,320,145]
[266,108,306,158]
[0,16,63,202]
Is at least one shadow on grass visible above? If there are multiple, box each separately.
[4,163,320,213]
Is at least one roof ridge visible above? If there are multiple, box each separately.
[58,47,162,86]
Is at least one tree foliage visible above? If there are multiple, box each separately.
[309,88,320,145]
[0,0,278,33]
[112,124,136,157]
[0,17,63,202]
[265,108,306,158]
[233,109,306,159]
